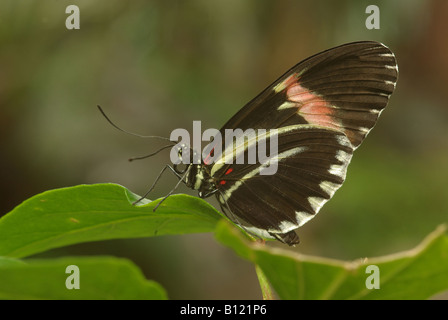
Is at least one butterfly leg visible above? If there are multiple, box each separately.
[152,167,190,211]
[132,164,185,207]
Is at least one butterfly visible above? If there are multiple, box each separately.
[102,41,398,246]
[175,41,399,245]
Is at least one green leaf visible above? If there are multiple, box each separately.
[0,256,26,267]
[215,221,448,300]
[0,183,222,258]
[0,256,167,299]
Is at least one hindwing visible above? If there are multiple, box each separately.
[213,126,353,244]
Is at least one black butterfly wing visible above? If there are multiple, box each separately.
[218,41,397,149]
[213,126,353,244]
[205,41,397,245]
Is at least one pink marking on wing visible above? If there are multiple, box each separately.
[286,82,340,130]
[287,83,316,103]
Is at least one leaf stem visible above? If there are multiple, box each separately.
[255,264,275,300]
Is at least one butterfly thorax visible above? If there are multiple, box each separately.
[174,145,217,198]
[185,164,217,198]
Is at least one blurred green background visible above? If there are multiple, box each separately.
[1,0,447,299]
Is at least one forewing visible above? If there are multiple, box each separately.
[218,41,398,149]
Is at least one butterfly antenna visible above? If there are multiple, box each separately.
[128,144,175,162]
[97,105,172,141]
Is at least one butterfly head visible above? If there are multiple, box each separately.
[172,143,198,173]
[171,143,217,198]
